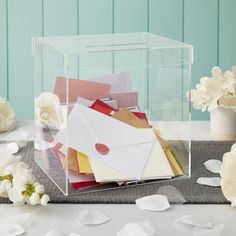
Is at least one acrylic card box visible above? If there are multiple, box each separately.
[32,32,193,196]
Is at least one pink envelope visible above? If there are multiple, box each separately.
[54,76,111,103]
[68,170,95,183]
[110,92,138,108]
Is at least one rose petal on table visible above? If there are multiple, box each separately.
[117,221,155,236]
[3,130,29,141]
[156,185,186,204]
[78,209,110,225]
[45,229,80,236]
[197,177,221,187]
[45,230,66,236]
[177,215,213,229]
[0,142,19,154]
[135,194,170,211]
[0,213,31,228]
[7,142,20,154]
[35,140,53,151]
[0,223,25,236]
[193,224,224,236]
[204,160,222,174]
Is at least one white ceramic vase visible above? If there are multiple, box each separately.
[210,107,236,140]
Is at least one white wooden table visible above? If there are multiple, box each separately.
[0,121,235,236]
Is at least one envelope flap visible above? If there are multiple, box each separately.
[71,104,155,148]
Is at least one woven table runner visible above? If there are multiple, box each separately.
[0,141,234,204]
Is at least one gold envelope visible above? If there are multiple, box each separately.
[111,108,150,128]
[76,151,93,174]
[154,130,184,176]
[67,148,79,172]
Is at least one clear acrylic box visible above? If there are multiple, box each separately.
[32,32,193,196]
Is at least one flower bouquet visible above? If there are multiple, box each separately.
[188,66,236,140]
[0,98,49,206]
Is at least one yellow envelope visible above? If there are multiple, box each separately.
[76,151,93,174]
[154,130,184,176]
[112,108,150,128]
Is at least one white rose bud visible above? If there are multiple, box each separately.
[35,184,45,194]
[29,192,40,205]
[40,194,50,206]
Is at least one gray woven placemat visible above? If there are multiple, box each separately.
[0,141,234,204]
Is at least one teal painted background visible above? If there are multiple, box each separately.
[0,0,235,120]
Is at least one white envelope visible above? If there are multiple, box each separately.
[89,137,174,182]
[55,103,155,180]
[90,71,132,94]
[77,97,94,107]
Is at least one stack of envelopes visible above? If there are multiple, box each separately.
[49,72,183,190]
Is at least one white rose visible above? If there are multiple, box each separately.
[40,194,50,206]
[0,142,49,206]
[35,92,64,129]
[219,96,236,111]
[220,143,236,206]
[7,186,26,205]
[11,165,35,190]
[0,97,16,132]
[29,192,40,205]
[34,183,45,194]
[188,66,236,112]
[189,80,224,112]
[223,70,236,95]
[0,179,12,196]
[0,151,21,176]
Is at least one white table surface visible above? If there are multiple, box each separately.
[0,120,235,236]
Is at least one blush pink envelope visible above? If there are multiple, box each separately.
[110,92,138,108]
[54,76,111,103]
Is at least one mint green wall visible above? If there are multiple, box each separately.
[0,0,235,120]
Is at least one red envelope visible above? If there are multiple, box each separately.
[71,181,98,190]
[132,112,149,122]
[67,170,98,189]
[54,77,111,103]
[90,99,117,116]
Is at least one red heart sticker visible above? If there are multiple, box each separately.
[95,143,109,155]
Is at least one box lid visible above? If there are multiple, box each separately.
[33,32,193,62]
